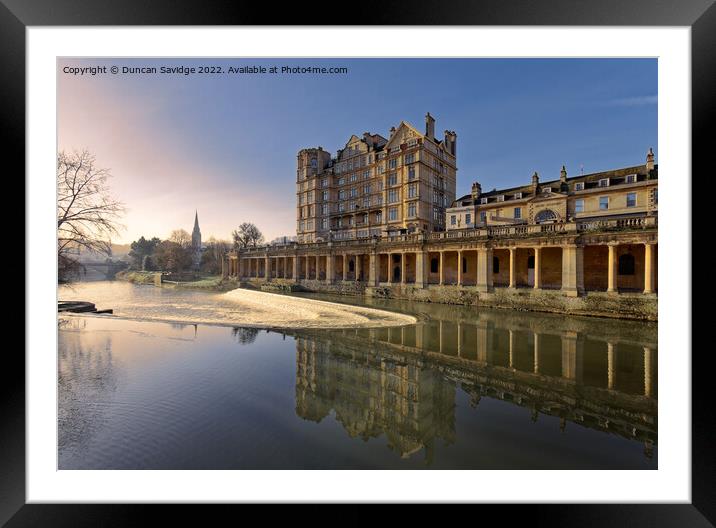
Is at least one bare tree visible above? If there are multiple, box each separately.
[232,222,264,249]
[57,150,124,281]
[169,229,192,248]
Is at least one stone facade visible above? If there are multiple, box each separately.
[296,113,457,243]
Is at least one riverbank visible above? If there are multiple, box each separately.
[116,270,241,291]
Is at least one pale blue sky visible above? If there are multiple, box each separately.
[58,58,657,243]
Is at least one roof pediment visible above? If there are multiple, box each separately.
[384,121,423,150]
[528,189,566,203]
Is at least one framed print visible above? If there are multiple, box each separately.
[6,0,711,522]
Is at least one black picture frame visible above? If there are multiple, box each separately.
[6,0,708,522]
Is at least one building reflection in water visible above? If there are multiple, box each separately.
[293,309,657,463]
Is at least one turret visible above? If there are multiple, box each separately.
[444,130,457,156]
[560,165,567,183]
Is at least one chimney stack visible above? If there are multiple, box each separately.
[444,130,457,156]
[471,181,482,201]
[646,147,655,172]
[532,171,540,195]
[389,126,396,138]
[425,112,435,140]
[560,165,567,183]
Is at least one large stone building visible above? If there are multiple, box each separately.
[225,120,658,320]
[296,113,457,243]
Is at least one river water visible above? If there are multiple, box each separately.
[58,281,657,469]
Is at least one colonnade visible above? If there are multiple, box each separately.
[229,240,657,295]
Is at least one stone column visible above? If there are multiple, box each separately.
[283,256,288,278]
[607,342,616,389]
[457,250,463,286]
[439,251,445,285]
[387,254,393,285]
[356,254,362,282]
[292,256,298,281]
[644,243,655,294]
[476,248,494,292]
[644,346,653,397]
[607,244,618,293]
[400,253,406,284]
[315,255,320,280]
[533,247,542,289]
[369,252,378,286]
[221,255,227,278]
[326,253,334,284]
[561,245,585,297]
[305,255,310,279]
[415,251,427,288]
[509,248,517,288]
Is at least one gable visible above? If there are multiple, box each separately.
[384,121,423,150]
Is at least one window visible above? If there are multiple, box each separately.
[527,256,535,269]
[322,190,329,201]
[496,195,504,202]
[321,218,328,229]
[363,197,370,207]
[321,178,327,188]
[543,187,552,193]
[514,192,522,199]
[388,173,397,186]
[338,190,346,200]
[450,215,456,226]
[363,184,370,194]
[514,207,521,219]
[321,204,328,215]
[310,159,317,168]
[654,188,658,204]
[480,197,488,204]
[408,165,416,180]
[626,192,637,207]
[480,211,487,223]
[408,183,417,198]
[574,182,584,191]
[338,177,345,186]
[350,187,358,197]
[625,174,637,183]
[363,170,370,180]
[388,158,397,169]
[493,257,499,273]
[388,189,399,203]
[408,202,417,217]
[598,178,610,188]
[388,207,398,221]
[465,213,471,225]
[430,258,439,273]
[618,254,635,275]
[338,203,345,213]
[575,199,584,213]
[599,196,609,210]
[405,153,415,164]
[433,207,441,221]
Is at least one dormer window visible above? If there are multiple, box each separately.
[496,195,505,202]
[480,197,488,204]
[598,178,610,188]
[543,187,552,193]
[574,182,584,191]
[625,174,637,183]
[514,192,522,199]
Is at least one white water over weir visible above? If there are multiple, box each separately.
[221,288,416,328]
[58,282,416,329]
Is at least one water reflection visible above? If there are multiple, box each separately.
[292,308,657,462]
[58,287,657,469]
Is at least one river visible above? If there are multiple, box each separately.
[58,281,657,469]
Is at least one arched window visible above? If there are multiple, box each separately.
[493,256,500,273]
[348,260,355,272]
[534,209,558,223]
[431,258,439,273]
[618,253,635,275]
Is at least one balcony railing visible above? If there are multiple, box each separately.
[234,215,657,255]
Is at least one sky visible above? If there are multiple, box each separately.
[57,58,657,244]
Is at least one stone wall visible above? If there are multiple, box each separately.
[289,280,657,321]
